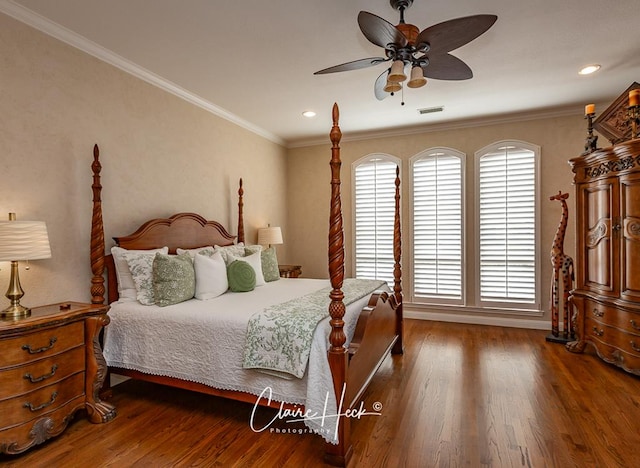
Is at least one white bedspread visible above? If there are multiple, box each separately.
[103,278,383,442]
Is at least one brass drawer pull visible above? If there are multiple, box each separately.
[593,308,604,318]
[22,337,57,354]
[24,364,58,383]
[23,391,58,412]
[631,320,640,331]
[632,341,640,353]
[592,327,604,337]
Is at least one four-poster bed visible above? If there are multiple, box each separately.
[89,103,403,465]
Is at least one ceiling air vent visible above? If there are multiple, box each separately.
[417,106,444,115]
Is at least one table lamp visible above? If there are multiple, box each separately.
[0,213,52,318]
[257,226,283,248]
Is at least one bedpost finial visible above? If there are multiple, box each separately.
[330,104,342,147]
[237,177,245,244]
[92,144,101,173]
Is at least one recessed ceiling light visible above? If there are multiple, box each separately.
[302,110,316,118]
[579,64,601,75]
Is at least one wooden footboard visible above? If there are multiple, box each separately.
[347,291,400,406]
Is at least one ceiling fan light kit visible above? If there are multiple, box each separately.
[314,0,497,102]
[383,80,402,93]
[388,60,407,83]
[407,66,427,88]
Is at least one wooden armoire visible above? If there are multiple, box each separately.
[567,139,640,375]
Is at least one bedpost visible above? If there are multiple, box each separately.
[90,144,106,305]
[325,103,352,466]
[237,178,245,244]
[392,165,404,355]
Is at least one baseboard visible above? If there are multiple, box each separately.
[405,308,551,330]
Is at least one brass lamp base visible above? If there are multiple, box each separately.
[1,260,31,319]
[1,302,31,319]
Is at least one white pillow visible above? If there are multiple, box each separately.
[194,251,228,300]
[214,243,245,265]
[176,246,215,259]
[123,251,162,305]
[111,246,168,302]
[229,251,265,286]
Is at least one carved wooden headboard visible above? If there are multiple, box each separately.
[113,213,236,253]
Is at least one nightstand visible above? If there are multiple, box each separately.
[279,264,302,278]
[0,302,116,454]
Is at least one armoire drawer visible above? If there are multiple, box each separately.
[582,332,640,371]
[583,298,640,336]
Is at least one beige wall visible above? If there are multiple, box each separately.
[0,11,593,326]
[287,113,588,322]
[0,14,288,310]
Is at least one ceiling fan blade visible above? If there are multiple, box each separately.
[358,11,407,48]
[416,15,497,55]
[422,53,473,80]
[314,57,389,75]
[374,69,390,100]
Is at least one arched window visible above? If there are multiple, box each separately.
[411,147,465,304]
[475,141,540,310]
[352,153,400,284]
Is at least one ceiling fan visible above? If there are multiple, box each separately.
[314,0,497,101]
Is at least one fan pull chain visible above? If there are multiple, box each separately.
[401,84,405,106]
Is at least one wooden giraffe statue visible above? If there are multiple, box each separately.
[549,191,574,340]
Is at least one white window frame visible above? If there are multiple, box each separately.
[351,153,401,285]
[474,140,541,311]
[410,147,466,306]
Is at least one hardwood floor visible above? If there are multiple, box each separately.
[2,319,639,467]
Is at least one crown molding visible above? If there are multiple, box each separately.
[0,1,285,147]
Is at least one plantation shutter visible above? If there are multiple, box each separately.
[412,151,463,303]
[478,145,537,305]
[354,156,397,284]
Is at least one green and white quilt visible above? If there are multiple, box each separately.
[243,278,385,378]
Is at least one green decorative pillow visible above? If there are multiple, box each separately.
[152,253,195,307]
[124,250,163,305]
[227,260,256,292]
[259,246,280,282]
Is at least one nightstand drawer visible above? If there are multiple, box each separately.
[0,346,85,400]
[0,321,84,369]
[0,395,86,455]
[0,373,84,429]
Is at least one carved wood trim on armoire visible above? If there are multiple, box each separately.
[567,139,640,376]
